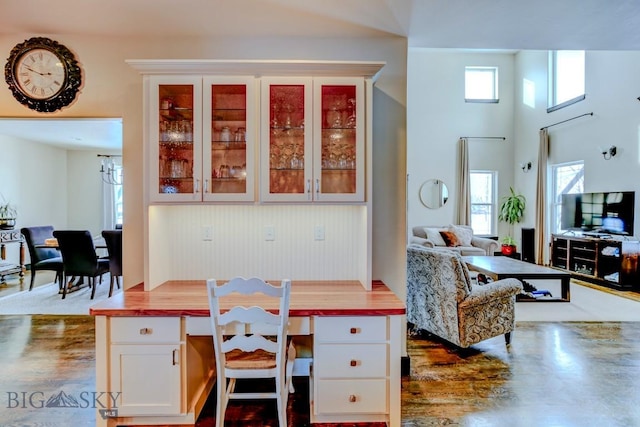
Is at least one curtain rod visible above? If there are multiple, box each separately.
[541,112,593,130]
[97,154,122,158]
[460,136,506,140]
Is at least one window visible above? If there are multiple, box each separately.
[548,50,585,112]
[113,165,123,226]
[465,66,498,103]
[551,161,584,233]
[470,171,497,235]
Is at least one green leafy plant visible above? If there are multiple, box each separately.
[498,187,526,248]
[0,194,17,229]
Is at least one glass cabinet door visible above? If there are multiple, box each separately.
[314,78,365,202]
[260,78,312,202]
[150,76,202,202]
[203,77,256,202]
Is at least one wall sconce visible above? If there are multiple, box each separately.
[520,161,532,173]
[600,145,617,160]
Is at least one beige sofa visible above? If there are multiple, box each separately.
[410,225,499,256]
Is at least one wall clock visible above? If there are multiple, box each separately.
[4,37,82,113]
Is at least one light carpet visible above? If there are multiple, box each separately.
[0,277,121,315]
[516,280,640,322]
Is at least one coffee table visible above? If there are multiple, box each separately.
[462,256,571,302]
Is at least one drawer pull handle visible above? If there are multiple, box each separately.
[350,359,358,367]
[349,394,357,403]
[172,349,178,366]
[139,327,152,335]
[350,327,358,334]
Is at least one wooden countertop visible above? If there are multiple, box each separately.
[89,280,405,317]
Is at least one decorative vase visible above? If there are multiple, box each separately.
[501,244,516,256]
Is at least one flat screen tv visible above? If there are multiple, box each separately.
[561,191,635,236]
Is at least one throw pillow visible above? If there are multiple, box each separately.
[450,225,473,246]
[439,230,461,247]
[424,227,447,246]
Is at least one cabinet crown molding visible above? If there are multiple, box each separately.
[126,59,385,80]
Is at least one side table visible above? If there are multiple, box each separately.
[0,229,25,284]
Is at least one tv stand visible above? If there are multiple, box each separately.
[551,234,640,290]
[582,231,612,239]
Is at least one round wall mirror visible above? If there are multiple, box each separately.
[419,179,449,209]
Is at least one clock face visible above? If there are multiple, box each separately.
[5,37,82,112]
[15,48,66,100]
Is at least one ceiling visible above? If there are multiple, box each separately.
[2,0,640,149]
[3,0,639,50]
[0,118,122,151]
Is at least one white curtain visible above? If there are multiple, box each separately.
[535,129,549,265]
[456,137,471,225]
[101,158,122,231]
[102,181,116,231]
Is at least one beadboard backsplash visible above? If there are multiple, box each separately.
[147,204,368,289]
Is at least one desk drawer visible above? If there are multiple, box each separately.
[315,379,387,414]
[111,317,181,343]
[314,316,387,342]
[315,343,386,378]
[186,316,311,336]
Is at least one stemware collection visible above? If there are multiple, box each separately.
[157,85,358,195]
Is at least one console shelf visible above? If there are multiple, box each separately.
[551,234,639,290]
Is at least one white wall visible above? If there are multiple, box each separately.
[513,50,640,255]
[407,48,640,261]
[0,137,68,244]
[407,49,516,242]
[0,133,119,265]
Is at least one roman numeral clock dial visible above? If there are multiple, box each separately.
[5,37,82,112]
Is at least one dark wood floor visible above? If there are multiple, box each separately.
[1,312,639,426]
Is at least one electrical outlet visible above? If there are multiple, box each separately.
[202,225,213,241]
[314,225,325,241]
[264,226,275,241]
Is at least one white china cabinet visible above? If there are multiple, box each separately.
[132,60,378,205]
[148,75,256,202]
[260,77,365,202]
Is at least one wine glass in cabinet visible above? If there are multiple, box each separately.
[202,77,256,202]
[260,77,364,203]
[148,76,256,203]
[150,76,203,202]
[313,78,365,202]
[260,78,312,202]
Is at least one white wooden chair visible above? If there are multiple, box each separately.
[206,277,295,427]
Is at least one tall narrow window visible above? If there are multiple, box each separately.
[551,161,584,233]
[470,170,497,235]
[465,66,499,103]
[548,50,585,112]
[113,165,124,226]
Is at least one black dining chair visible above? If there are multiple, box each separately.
[101,229,122,297]
[53,230,110,299]
[21,226,64,292]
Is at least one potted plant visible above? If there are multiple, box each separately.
[0,195,17,230]
[498,187,526,255]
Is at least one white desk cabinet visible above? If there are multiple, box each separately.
[312,315,395,424]
[109,317,184,416]
[92,278,403,427]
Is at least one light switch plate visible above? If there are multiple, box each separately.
[264,226,275,241]
[314,225,325,241]
[202,225,213,241]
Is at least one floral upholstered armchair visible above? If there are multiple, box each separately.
[406,245,523,348]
